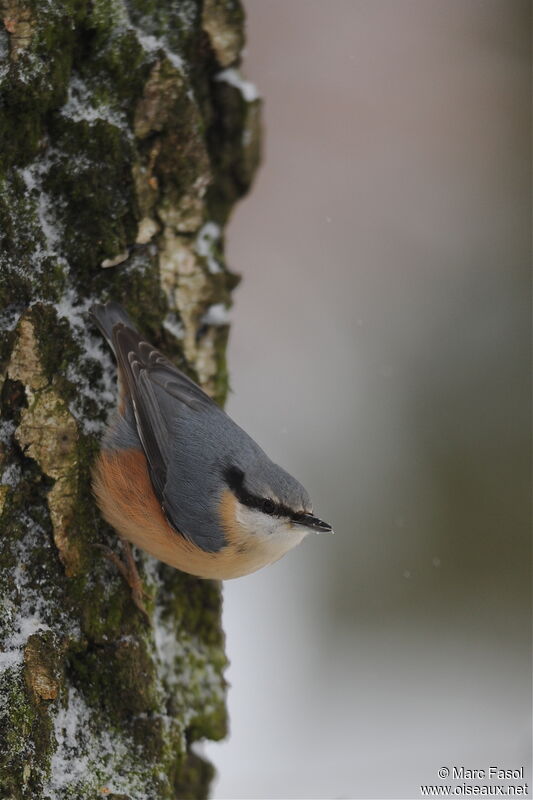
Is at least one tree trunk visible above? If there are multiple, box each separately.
[0,1,260,797]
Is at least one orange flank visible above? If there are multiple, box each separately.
[92,449,279,579]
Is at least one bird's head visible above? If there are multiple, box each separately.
[220,462,333,561]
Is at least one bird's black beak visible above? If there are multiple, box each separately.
[292,513,334,534]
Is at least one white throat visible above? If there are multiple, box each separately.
[235,503,309,564]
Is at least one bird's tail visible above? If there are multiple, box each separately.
[89,301,137,352]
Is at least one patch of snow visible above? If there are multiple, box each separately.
[60,76,129,132]
[49,686,92,788]
[214,68,259,102]
[0,305,22,332]
[153,601,225,726]
[202,303,231,327]
[20,163,64,263]
[163,313,184,340]
[0,608,51,674]
[46,682,160,798]
[134,29,184,71]
[11,164,119,434]
[174,0,197,29]
[54,288,92,329]
[1,462,21,488]
[53,289,117,432]
[3,511,81,650]
[195,222,222,274]
[0,420,16,445]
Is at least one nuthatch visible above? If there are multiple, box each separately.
[90,302,332,600]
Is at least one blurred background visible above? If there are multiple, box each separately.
[204,2,531,798]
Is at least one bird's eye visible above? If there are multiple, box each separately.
[262,499,275,515]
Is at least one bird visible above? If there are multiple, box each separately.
[90,301,333,611]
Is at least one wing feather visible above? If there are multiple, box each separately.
[92,302,225,550]
[114,329,212,477]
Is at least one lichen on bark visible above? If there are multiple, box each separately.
[0,0,261,797]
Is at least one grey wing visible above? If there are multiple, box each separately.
[111,323,221,549]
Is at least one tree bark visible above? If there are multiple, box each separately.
[0,1,260,797]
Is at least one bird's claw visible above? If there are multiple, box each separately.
[95,541,150,622]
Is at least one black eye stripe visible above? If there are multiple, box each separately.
[224,466,298,519]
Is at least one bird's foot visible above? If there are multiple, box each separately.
[96,541,150,622]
